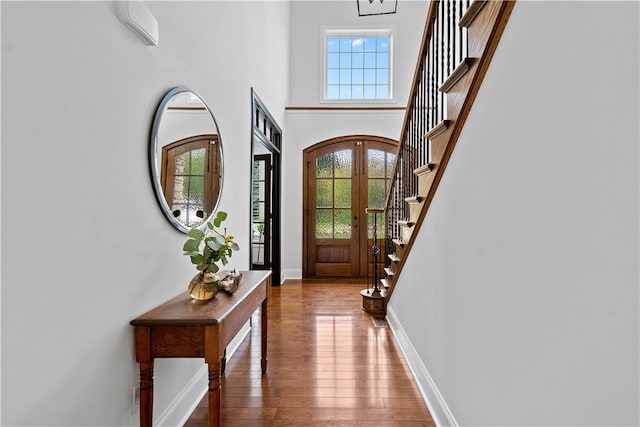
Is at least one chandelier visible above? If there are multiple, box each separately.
[356,0,398,16]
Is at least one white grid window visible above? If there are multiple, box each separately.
[324,29,393,101]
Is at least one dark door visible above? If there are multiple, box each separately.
[252,154,272,270]
[250,89,282,285]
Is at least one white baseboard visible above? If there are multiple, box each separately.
[281,269,302,283]
[156,365,208,427]
[386,306,459,427]
[156,321,252,427]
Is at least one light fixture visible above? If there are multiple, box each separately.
[357,0,398,16]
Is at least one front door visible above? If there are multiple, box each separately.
[303,136,397,278]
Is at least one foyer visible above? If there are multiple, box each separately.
[184,279,434,426]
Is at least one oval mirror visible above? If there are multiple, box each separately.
[150,87,223,233]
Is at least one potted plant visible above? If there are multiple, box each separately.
[183,211,239,300]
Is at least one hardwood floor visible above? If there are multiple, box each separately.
[184,278,434,426]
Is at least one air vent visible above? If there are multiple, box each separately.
[372,316,387,327]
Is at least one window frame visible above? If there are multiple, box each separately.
[321,27,395,104]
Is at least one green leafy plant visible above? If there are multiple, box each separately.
[183,211,240,276]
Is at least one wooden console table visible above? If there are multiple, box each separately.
[130,270,270,427]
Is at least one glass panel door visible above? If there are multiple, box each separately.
[365,146,396,278]
[252,154,271,269]
[304,137,397,278]
[308,144,359,277]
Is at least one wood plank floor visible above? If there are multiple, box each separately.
[184,278,434,427]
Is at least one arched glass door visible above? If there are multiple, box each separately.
[303,136,397,277]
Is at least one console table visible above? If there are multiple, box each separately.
[130,270,271,427]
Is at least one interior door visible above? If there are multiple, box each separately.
[304,136,397,278]
[250,89,282,285]
[252,154,271,270]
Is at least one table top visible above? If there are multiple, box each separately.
[130,270,271,327]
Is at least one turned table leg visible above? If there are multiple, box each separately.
[207,360,222,427]
[138,361,154,427]
[204,326,222,427]
[134,326,154,427]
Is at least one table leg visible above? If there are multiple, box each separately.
[261,298,268,375]
[139,360,154,427]
[134,326,154,427]
[207,360,222,427]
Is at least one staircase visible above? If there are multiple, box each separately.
[379,0,515,306]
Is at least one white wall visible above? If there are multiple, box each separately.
[288,0,427,107]
[282,0,428,279]
[388,1,639,426]
[1,1,289,425]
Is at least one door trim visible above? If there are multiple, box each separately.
[250,89,282,285]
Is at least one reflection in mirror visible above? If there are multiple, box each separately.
[150,87,223,233]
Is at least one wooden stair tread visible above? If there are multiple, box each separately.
[384,267,395,276]
[404,196,424,204]
[424,120,450,140]
[380,278,390,289]
[459,0,488,28]
[392,238,406,248]
[388,253,400,263]
[440,57,474,93]
[413,164,433,176]
[397,219,415,228]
